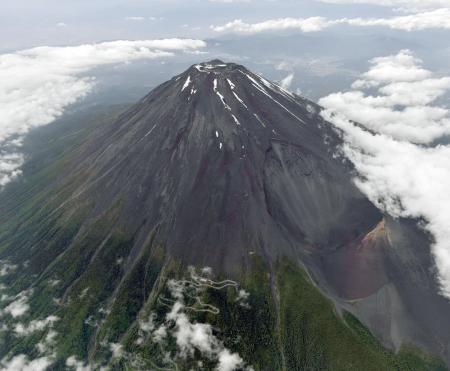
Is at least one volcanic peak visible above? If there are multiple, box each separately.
[192,59,239,73]
[173,59,308,127]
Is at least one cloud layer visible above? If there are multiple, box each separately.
[211,8,450,33]
[0,39,206,187]
[316,0,450,11]
[280,73,295,90]
[319,50,450,297]
[320,50,450,143]
[212,17,332,33]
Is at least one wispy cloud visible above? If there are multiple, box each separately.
[344,8,450,31]
[0,39,206,188]
[134,267,250,370]
[161,273,249,370]
[1,354,53,371]
[125,16,145,21]
[0,260,17,276]
[280,73,295,90]
[212,17,331,33]
[14,316,59,336]
[0,290,32,318]
[211,8,450,33]
[316,0,450,11]
[319,50,450,298]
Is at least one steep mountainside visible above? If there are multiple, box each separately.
[0,60,448,370]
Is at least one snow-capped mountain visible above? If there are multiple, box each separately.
[0,60,448,370]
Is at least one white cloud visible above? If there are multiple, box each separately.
[235,289,251,309]
[0,260,18,276]
[201,266,213,276]
[153,325,168,343]
[216,349,245,371]
[316,0,450,11]
[135,268,249,370]
[124,16,145,21]
[1,303,59,368]
[37,330,58,354]
[163,272,247,369]
[344,8,450,31]
[237,289,250,301]
[167,302,216,356]
[164,285,246,369]
[211,8,450,34]
[14,316,59,336]
[280,73,294,90]
[0,290,32,318]
[211,17,332,33]
[0,152,24,186]
[0,38,206,187]
[0,354,53,371]
[65,356,92,371]
[319,50,450,298]
[320,50,450,144]
[109,343,124,359]
[56,22,67,27]
[138,313,156,333]
[352,51,431,86]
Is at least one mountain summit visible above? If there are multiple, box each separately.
[0,61,449,369]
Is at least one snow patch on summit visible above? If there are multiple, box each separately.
[195,63,227,73]
[181,76,192,92]
[231,114,241,126]
[213,78,241,125]
[227,79,236,90]
[241,71,304,125]
[233,92,248,109]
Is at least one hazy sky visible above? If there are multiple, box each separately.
[0,0,405,50]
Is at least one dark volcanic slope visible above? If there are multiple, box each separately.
[1,60,450,368]
[50,59,379,273]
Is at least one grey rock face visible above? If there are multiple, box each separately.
[60,60,379,272]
